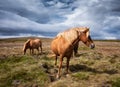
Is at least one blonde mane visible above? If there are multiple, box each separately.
[57,27,90,43]
[57,29,78,44]
[74,27,90,38]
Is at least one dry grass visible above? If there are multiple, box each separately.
[0,37,120,87]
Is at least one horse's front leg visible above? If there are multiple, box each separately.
[57,55,63,79]
[40,45,42,53]
[32,49,34,54]
[66,57,70,74]
[30,49,32,54]
[74,42,79,56]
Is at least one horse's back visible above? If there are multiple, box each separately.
[29,39,41,48]
[32,39,41,43]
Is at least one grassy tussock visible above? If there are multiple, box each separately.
[112,77,120,87]
[0,55,50,87]
[72,72,89,80]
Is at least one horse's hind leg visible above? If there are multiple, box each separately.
[55,55,57,66]
[32,49,34,54]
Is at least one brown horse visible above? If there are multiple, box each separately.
[23,39,42,55]
[51,28,95,78]
[57,27,95,56]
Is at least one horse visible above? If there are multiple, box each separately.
[57,27,95,56]
[51,28,95,78]
[23,39,42,55]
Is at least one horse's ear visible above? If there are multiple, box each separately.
[83,28,89,37]
[83,28,89,33]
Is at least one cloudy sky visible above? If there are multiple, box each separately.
[0,0,120,39]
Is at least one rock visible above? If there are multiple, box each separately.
[12,80,21,86]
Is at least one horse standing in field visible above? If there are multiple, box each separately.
[23,39,42,55]
[51,28,95,78]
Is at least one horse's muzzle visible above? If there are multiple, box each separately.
[90,43,95,49]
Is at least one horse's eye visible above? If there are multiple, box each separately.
[84,41,87,44]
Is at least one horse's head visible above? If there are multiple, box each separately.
[23,39,31,54]
[79,28,95,49]
[23,43,27,55]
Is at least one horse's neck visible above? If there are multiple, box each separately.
[71,37,79,47]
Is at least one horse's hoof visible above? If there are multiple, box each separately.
[56,74,60,79]
[66,74,71,77]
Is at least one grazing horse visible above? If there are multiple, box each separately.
[51,28,95,78]
[57,27,95,56]
[23,39,42,55]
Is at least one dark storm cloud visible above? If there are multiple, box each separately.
[0,0,51,24]
[41,0,75,8]
[41,0,57,7]
[0,0,120,39]
[0,27,56,37]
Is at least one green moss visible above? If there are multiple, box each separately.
[72,72,89,80]
[78,46,90,50]
[112,77,120,87]
[0,55,50,87]
[0,55,32,64]
[79,59,95,66]
[51,81,68,87]
[41,55,51,61]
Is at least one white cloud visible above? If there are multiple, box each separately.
[0,10,67,33]
[0,0,120,39]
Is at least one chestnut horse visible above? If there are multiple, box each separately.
[57,27,95,56]
[51,28,95,78]
[23,39,42,55]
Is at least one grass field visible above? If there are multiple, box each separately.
[0,37,120,87]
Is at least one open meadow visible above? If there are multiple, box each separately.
[0,37,120,87]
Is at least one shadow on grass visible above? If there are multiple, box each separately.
[28,51,50,56]
[69,64,118,75]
